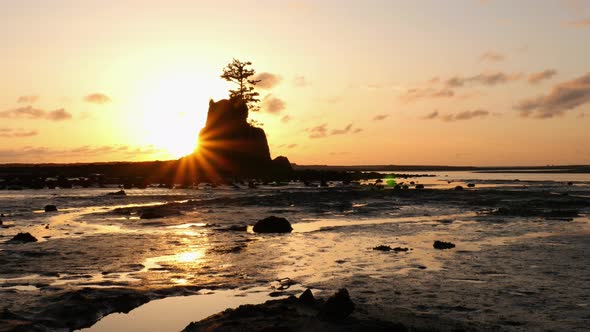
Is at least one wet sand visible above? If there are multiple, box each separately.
[1,175,589,331]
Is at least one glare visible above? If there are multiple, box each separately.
[139,73,210,159]
[176,251,204,263]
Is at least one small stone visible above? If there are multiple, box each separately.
[253,216,292,233]
[454,186,464,191]
[44,205,58,212]
[433,240,455,250]
[373,245,392,251]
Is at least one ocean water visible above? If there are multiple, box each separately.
[1,171,589,331]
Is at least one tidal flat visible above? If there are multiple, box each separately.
[1,172,589,331]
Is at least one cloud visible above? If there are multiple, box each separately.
[84,93,111,104]
[566,18,590,28]
[293,75,309,87]
[528,69,557,84]
[0,145,164,163]
[0,128,38,138]
[480,51,505,62]
[423,110,439,119]
[287,143,298,149]
[281,115,292,123]
[373,114,389,121]
[307,123,327,139]
[399,87,455,103]
[443,109,490,121]
[515,72,590,118]
[254,72,282,89]
[262,95,286,114]
[353,128,363,133]
[0,106,72,121]
[331,123,352,135]
[16,95,39,104]
[445,72,522,87]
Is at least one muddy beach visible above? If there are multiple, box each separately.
[1,172,590,331]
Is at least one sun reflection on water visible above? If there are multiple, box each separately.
[176,251,204,263]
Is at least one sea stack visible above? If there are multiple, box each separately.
[189,97,292,180]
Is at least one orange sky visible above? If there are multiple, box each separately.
[1,0,589,166]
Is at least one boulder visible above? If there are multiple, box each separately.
[44,205,58,212]
[454,186,464,191]
[320,288,355,320]
[467,183,476,188]
[299,288,316,306]
[415,184,425,189]
[253,216,293,233]
[9,232,38,243]
[433,240,455,250]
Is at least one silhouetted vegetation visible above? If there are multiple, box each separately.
[220,59,261,112]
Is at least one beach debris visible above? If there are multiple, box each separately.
[454,186,464,191]
[320,288,355,320]
[9,232,38,243]
[276,277,296,290]
[299,288,316,306]
[107,190,126,196]
[433,240,455,249]
[253,216,293,233]
[467,183,476,188]
[44,205,58,212]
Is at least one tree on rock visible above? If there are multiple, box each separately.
[221,59,261,112]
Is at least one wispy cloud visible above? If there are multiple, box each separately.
[480,51,505,62]
[0,128,38,138]
[423,110,439,119]
[254,72,282,89]
[373,114,389,121]
[515,72,590,118]
[423,109,490,121]
[331,123,352,135]
[445,72,522,87]
[566,18,590,28]
[0,145,164,163]
[307,123,327,138]
[0,106,72,121]
[281,115,292,123]
[262,95,286,114]
[84,93,111,104]
[399,87,454,103]
[16,95,39,104]
[528,69,557,84]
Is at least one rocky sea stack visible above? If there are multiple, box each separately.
[184,97,292,181]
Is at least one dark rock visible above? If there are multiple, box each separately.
[567,181,574,186]
[253,216,293,233]
[299,288,316,306]
[467,183,476,188]
[433,240,455,250]
[139,208,179,219]
[415,184,424,189]
[454,186,464,191]
[9,232,38,243]
[44,205,58,212]
[373,245,392,251]
[320,288,355,320]
[219,225,248,232]
[392,247,409,252]
[107,190,126,196]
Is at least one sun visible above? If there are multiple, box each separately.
[138,73,211,159]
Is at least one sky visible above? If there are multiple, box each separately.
[1,0,589,166]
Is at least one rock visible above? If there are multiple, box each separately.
[433,240,455,249]
[9,232,38,243]
[567,181,574,186]
[373,245,392,251]
[220,225,248,232]
[392,247,409,252]
[320,288,355,320]
[253,216,292,233]
[415,184,424,189]
[454,186,464,191]
[467,183,475,188]
[299,288,316,306]
[139,210,165,219]
[44,205,58,212]
[107,190,126,196]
